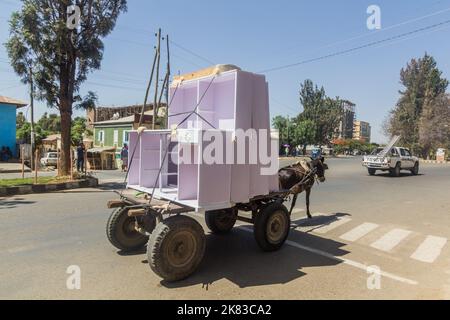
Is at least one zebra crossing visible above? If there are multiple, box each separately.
[291,210,448,264]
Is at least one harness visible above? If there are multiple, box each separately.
[280,162,319,195]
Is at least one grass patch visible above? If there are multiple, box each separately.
[0,176,73,187]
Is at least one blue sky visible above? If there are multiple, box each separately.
[1,0,450,143]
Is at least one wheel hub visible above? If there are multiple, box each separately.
[266,211,287,244]
[167,231,197,268]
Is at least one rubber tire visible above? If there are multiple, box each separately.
[390,163,401,177]
[205,208,237,234]
[411,162,419,175]
[147,215,206,282]
[254,202,290,252]
[368,168,376,176]
[106,207,149,251]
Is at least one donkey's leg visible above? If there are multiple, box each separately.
[289,194,298,216]
[306,188,312,219]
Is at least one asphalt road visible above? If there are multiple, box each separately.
[1,157,450,299]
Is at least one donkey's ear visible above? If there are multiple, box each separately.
[321,156,325,163]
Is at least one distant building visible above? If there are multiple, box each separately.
[86,104,166,130]
[353,120,371,143]
[91,111,157,169]
[334,100,356,140]
[0,95,28,158]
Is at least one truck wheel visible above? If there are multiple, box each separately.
[368,168,376,176]
[106,207,149,251]
[147,215,206,282]
[254,202,290,252]
[390,163,401,177]
[205,208,237,234]
[411,162,419,175]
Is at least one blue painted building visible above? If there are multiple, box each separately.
[0,96,28,158]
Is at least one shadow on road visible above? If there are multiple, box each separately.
[161,224,349,290]
[292,212,351,230]
[371,173,424,178]
[0,197,35,210]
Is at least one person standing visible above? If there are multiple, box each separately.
[76,143,86,172]
[121,143,129,172]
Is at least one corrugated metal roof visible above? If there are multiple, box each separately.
[0,95,28,107]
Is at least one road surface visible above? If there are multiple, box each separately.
[1,157,449,299]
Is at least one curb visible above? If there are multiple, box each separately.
[420,160,449,164]
[0,177,98,197]
[0,169,32,174]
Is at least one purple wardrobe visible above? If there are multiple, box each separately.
[127,67,279,211]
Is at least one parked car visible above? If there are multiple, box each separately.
[362,146,419,177]
[40,152,58,167]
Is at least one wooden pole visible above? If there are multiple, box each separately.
[70,148,73,180]
[57,148,60,176]
[165,34,171,129]
[34,149,38,184]
[84,150,87,177]
[21,145,25,179]
[152,28,161,130]
[29,66,35,171]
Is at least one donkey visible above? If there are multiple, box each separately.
[278,157,328,219]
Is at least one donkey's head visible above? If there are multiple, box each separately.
[310,156,328,183]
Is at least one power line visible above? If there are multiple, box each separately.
[273,5,450,59]
[169,40,215,65]
[258,19,450,74]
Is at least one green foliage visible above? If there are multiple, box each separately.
[298,79,344,146]
[71,117,92,145]
[37,112,61,133]
[16,122,49,146]
[333,139,379,155]
[6,0,127,174]
[16,112,26,130]
[385,54,449,156]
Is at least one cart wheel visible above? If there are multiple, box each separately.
[205,208,237,234]
[106,207,149,251]
[147,215,206,282]
[254,202,290,252]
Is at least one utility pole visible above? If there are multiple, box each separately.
[165,34,171,128]
[152,28,161,130]
[29,66,35,170]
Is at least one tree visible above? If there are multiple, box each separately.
[419,94,450,158]
[16,122,49,146]
[71,116,92,145]
[292,119,316,154]
[272,115,290,152]
[298,79,343,146]
[385,54,449,156]
[37,112,61,133]
[16,112,26,130]
[6,0,127,175]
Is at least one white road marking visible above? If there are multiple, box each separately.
[312,217,352,234]
[192,213,417,285]
[410,235,447,263]
[339,223,379,242]
[238,226,417,285]
[370,228,412,252]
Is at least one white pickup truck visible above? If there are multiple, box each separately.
[362,146,420,177]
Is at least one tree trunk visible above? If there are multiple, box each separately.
[59,103,72,176]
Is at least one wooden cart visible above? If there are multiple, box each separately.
[106,188,293,282]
